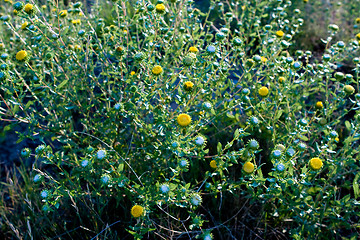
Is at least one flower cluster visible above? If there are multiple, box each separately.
[1,0,359,239]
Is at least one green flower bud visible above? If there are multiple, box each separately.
[134,52,145,61]
[233,37,242,46]
[328,24,339,31]
[13,1,24,11]
[73,2,82,8]
[344,85,355,94]
[334,72,344,80]
[183,54,195,66]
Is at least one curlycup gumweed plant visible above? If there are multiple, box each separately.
[0,0,360,239]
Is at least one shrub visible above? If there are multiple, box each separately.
[0,0,360,239]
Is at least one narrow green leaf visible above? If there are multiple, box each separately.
[56,79,68,90]
[217,142,222,154]
[345,121,351,131]
[275,109,283,120]
[353,172,360,199]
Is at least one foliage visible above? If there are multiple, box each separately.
[1,0,360,239]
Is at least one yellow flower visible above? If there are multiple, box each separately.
[276,30,284,38]
[21,22,28,30]
[184,81,194,91]
[41,5,46,9]
[303,0,308,2]
[278,76,285,83]
[189,46,199,53]
[241,5,246,11]
[155,3,166,13]
[16,50,27,61]
[116,46,123,52]
[79,12,83,16]
[261,56,267,63]
[24,3,34,13]
[59,10,68,17]
[131,205,144,218]
[177,113,191,127]
[152,65,163,75]
[0,43,4,50]
[335,137,339,143]
[210,160,217,169]
[258,86,269,97]
[243,162,255,173]
[130,71,135,76]
[74,45,81,51]
[309,157,323,170]
[315,101,323,109]
[356,33,360,40]
[356,18,360,24]
[52,8,57,12]
[123,30,127,34]
[72,19,81,25]
[13,10,18,14]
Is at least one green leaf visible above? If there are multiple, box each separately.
[234,129,240,139]
[345,121,351,131]
[298,134,308,141]
[315,142,321,153]
[3,124,12,132]
[275,109,283,120]
[118,163,124,172]
[353,172,360,199]
[353,183,359,199]
[342,194,351,204]
[217,142,222,154]
[226,112,235,119]
[25,101,33,110]
[306,186,322,195]
[56,79,68,90]
[257,168,263,179]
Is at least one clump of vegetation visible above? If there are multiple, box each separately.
[0,0,360,239]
